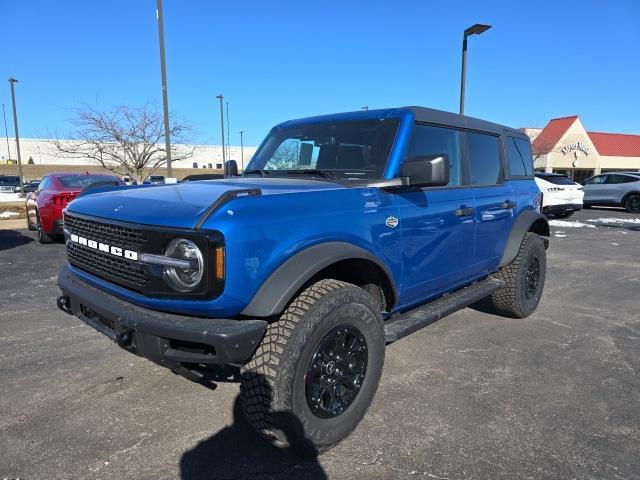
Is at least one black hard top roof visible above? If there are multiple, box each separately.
[405,106,526,137]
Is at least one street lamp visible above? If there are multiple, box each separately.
[8,78,24,190]
[216,95,226,163]
[459,23,491,115]
[156,0,173,178]
[239,130,245,171]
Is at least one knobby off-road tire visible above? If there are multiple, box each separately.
[491,232,546,318]
[240,279,385,456]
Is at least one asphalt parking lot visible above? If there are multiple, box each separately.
[1,208,639,479]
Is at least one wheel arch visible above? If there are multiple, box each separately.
[499,210,549,268]
[241,242,397,318]
[621,190,640,206]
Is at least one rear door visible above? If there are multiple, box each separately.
[466,131,516,273]
[395,124,477,306]
[583,174,610,203]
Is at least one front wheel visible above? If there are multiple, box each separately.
[491,232,546,318]
[624,194,640,213]
[240,279,385,456]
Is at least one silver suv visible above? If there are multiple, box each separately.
[582,172,640,213]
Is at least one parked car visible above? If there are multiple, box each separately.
[148,175,165,184]
[26,172,125,243]
[122,176,138,186]
[534,172,584,218]
[582,172,640,213]
[14,179,41,194]
[181,173,224,182]
[57,106,549,455]
[0,175,20,193]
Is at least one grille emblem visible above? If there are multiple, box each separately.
[70,234,139,261]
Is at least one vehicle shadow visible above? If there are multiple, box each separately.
[179,368,327,480]
[468,296,497,315]
[0,229,34,251]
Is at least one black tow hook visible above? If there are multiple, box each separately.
[56,295,72,315]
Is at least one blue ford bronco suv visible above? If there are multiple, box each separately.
[57,106,549,455]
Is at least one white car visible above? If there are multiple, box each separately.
[535,173,584,218]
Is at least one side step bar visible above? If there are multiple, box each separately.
[384,277,504,343]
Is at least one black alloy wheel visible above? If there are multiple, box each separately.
[524,256,541,300]
[625,194,640,213]
[305,326,368,419]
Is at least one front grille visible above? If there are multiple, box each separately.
[67,242,149,289]
[64,213,147,248]
[64,213,150,291]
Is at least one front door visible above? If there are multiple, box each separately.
[396,124,477,307]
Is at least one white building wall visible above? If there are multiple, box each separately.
[0,138,257,170]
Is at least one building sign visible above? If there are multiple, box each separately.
[561,141,591,156]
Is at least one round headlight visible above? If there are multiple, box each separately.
[163,238,204,291]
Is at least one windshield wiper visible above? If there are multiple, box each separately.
[283,169,337,179]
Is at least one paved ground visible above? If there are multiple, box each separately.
[1,208,639,479]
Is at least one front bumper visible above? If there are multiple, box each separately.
[543,203,583,215]
[57,265,267,368]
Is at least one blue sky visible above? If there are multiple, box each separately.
[1,0,639,147]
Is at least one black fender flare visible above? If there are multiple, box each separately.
[241,242,396,317]
[499,211,550,268]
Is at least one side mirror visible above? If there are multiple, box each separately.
[400,154,450,187]
[224,160,238,177]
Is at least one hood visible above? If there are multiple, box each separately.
[65,177,346,228]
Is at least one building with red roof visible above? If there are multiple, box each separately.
[522,116,640,183]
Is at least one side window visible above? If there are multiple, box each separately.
[406,124,462,186]
[585,175,608,185]
[609,174,635,184]
[506,137,533,176]
[467,132,502,185]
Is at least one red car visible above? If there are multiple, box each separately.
[26,172,124,243]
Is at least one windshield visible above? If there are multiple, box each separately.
[0,176,20,185]
[246,119,399,180]
[58,175,120,189]
[536,174,577,186]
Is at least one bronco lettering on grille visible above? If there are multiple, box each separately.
[70,234,139,261]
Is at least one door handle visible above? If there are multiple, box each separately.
[455,207,474,217]
[502,200,516,209]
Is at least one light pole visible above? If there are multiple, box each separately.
[156,0,173,177]
[8,78,24,190]
[239,130,245,171]
[216,95,226,163]
[226,101,230,161]
[459,23,491,115]
[2,104,11,160]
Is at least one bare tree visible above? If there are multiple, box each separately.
[51,103,194,182]
[268,140,299,170]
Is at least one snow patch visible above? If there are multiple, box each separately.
[554,234,567,238]
[0,211,19,219]
[549,220,597,228]
[587,217,640,224]
[0,192,21,202]
[611,242,620,246]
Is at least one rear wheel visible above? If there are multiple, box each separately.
[240,279,385,456]
[491,232,546,318]
[36,212,53,244]
[624,194,640,213]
